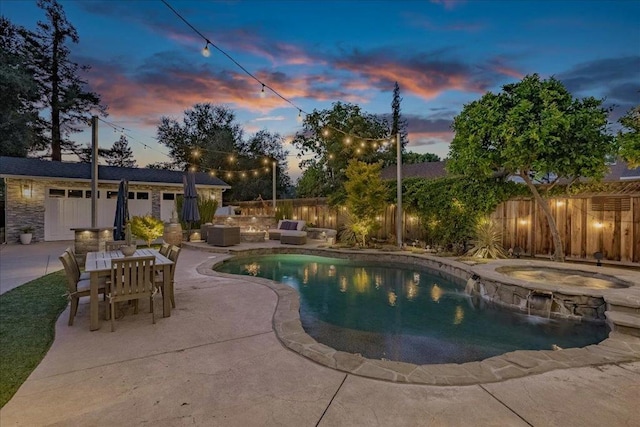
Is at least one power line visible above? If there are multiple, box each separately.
[160,0,396,146]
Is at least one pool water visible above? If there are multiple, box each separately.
[216,255,609,365]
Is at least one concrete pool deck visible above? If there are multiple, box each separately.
[1,241,639,425]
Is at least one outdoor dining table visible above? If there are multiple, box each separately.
[84,248,174,331]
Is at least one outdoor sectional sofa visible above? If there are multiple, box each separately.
[268,220,307,244]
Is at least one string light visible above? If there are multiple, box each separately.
[201,43,210,57]
[161,0,400,158]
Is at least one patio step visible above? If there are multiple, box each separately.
[605,310,640,338]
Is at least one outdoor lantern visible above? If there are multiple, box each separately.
[21,182,32,198]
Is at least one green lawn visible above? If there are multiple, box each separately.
[0,271,68,408]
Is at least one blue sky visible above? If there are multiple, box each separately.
[2,0,639,180]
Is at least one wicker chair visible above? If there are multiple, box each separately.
[108,256,157,332]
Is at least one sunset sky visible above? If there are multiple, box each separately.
[3,0,639,180]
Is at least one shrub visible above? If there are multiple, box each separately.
[130,215,164,247]
[466,218,507,259]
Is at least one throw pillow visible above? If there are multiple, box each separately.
[279,221,291,230]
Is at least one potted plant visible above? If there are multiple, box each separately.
[19,226,34,245]
[120,223,137,256]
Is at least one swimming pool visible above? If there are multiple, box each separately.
[216,254,609,364]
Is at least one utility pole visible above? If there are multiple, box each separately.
[91,116,99,227]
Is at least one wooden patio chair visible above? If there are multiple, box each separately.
[59,251,108,326]
[159,242,171,257]
[64,246,90,280]
[108,256,156,332]
[156,245,180,309]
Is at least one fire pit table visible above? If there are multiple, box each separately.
[240,230,266,243]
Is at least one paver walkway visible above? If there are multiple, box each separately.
[1,244,639,426]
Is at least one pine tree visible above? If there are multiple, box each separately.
[391,81,409,151]
[105,135,137,167]
[23,0,107,161]
[0,18,43,156]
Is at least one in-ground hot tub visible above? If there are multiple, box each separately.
[495,266,630,290]
[467,263,635,322]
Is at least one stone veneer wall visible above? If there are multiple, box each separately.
[4,177,224,243]
[212,215,276,231]
[4,178,45,243]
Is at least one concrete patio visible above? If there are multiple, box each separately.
[1,241,639,426]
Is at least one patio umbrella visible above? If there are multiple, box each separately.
[181,171,200,235]
[113,179,129,241]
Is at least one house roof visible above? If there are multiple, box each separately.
[380,161,447,180]
[0,156,230,188]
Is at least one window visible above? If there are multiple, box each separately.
[85,190,100,198]
[163,193,175,200]
[68,189,83,198]
[48,189,65,198]
[128,192,135,199]
[106,191,119,199]
[136,192,149,200]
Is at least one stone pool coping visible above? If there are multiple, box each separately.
[195,246,640,386]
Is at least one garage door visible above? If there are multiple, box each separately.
[44,188,152,241]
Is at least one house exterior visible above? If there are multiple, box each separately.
[0,156,230,243]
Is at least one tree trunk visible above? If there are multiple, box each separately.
[520,172,565,262]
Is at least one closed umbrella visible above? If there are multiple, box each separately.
[114,179,129,241]
[181,171,200,236]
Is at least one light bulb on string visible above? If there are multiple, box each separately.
[201,43,211,57]
[296,110,303,123]
[344,137,351,145]
[259,84,266,98]
[322,129,330,137]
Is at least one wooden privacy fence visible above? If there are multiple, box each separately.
[237,193,640,262]
[491,195,640,263]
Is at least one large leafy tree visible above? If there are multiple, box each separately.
[228,130,291,201]
[156,103,242,171]
[403,152,441,164]
[292,102,390,202]
[448,74,615,261]
[156,103,290,202]
[0,18,43,157]
[617,105,640,168]
[21,0,106,161]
